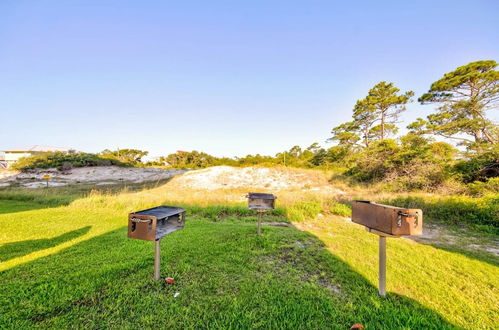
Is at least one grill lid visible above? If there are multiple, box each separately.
[247,193,276,200]
[131,206,185,218]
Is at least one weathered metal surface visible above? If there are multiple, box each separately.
[128,206,185,241]
[378,236,387,297]
[154,240,161,281]
[352,201,422,236]
[247,193,276,210]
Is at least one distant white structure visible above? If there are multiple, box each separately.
[0,145,71,168]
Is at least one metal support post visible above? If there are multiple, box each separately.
[154,240,161,281]
[379,235,386,297]
[257,212,262,236]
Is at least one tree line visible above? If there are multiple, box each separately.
[12,60,497,193]
[146,60,498,192]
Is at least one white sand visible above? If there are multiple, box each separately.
[168,166,340,191]
[0,166,187,188]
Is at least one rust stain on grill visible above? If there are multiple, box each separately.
[352,201,422,236]
[128,206,186,241]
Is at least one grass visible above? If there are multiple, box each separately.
[0,181,498,328]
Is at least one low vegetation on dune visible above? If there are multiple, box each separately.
[10,151,127,170]
[1,165,497,233]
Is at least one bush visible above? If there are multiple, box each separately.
[100,149,148,166]
[60,162,73,171]
[345,136,458,192]
[329,202,352,217]
[286,201,322,222]
[454,147,499,183]
[467,178,499,197]
[11,152,126,171]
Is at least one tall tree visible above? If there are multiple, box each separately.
[352,98,377,146]
[306,142,321,154]
[329,82,412,147]
[329,121,361,147]
[419,60,499,147]
[366,81,414,140]
[100,148,148,165]
[288,146,302,158]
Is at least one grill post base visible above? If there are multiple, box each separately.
[154,240,161,281]
[257,212,262,236]
[379,236,386,297]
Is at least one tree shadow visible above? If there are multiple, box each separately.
[406,223,499,267]
[0,226,91,262]
[0,200,59,215]
[0,222,457,329]
[412,239,499,267]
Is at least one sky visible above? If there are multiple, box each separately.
[1,0,498,158]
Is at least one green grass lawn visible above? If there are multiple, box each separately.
[0,188,498,329]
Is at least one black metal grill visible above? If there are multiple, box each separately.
[246,192,277,235]
[247,193,276,210]
[128,206,185,242]
[128,205,186,280]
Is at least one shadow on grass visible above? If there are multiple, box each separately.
[0,221,455,329]
[399,221,499,267]
[0,199,62,215]
[0,226,91,263]
[412,239,499,267]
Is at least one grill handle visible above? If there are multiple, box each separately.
[130,218,152,224]
[245,194,277,199]
[397,211,419,228]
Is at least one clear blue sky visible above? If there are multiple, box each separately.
[1,1,498,158]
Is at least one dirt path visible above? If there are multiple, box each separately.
[330,216,499,261]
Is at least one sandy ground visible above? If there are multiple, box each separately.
[0,165,342,192]
[336,217,499,258]
[168,166,344,192]
[0,167,186,188]
[410,222,499,257]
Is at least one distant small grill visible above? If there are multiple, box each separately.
[128,206,186,280]
[246,193,277,235]
[247,193,276,210]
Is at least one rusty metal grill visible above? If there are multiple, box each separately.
[351,200,423,297]
[351,200,422,236]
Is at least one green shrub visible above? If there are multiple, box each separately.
[286,201,322,222]
[169,204,284,221]
[329,202,351,217]
[11,152,126,171]
[100,149,149,166]
[345,137,457,192]
[467,178,499,197]
[454,147,498,183]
